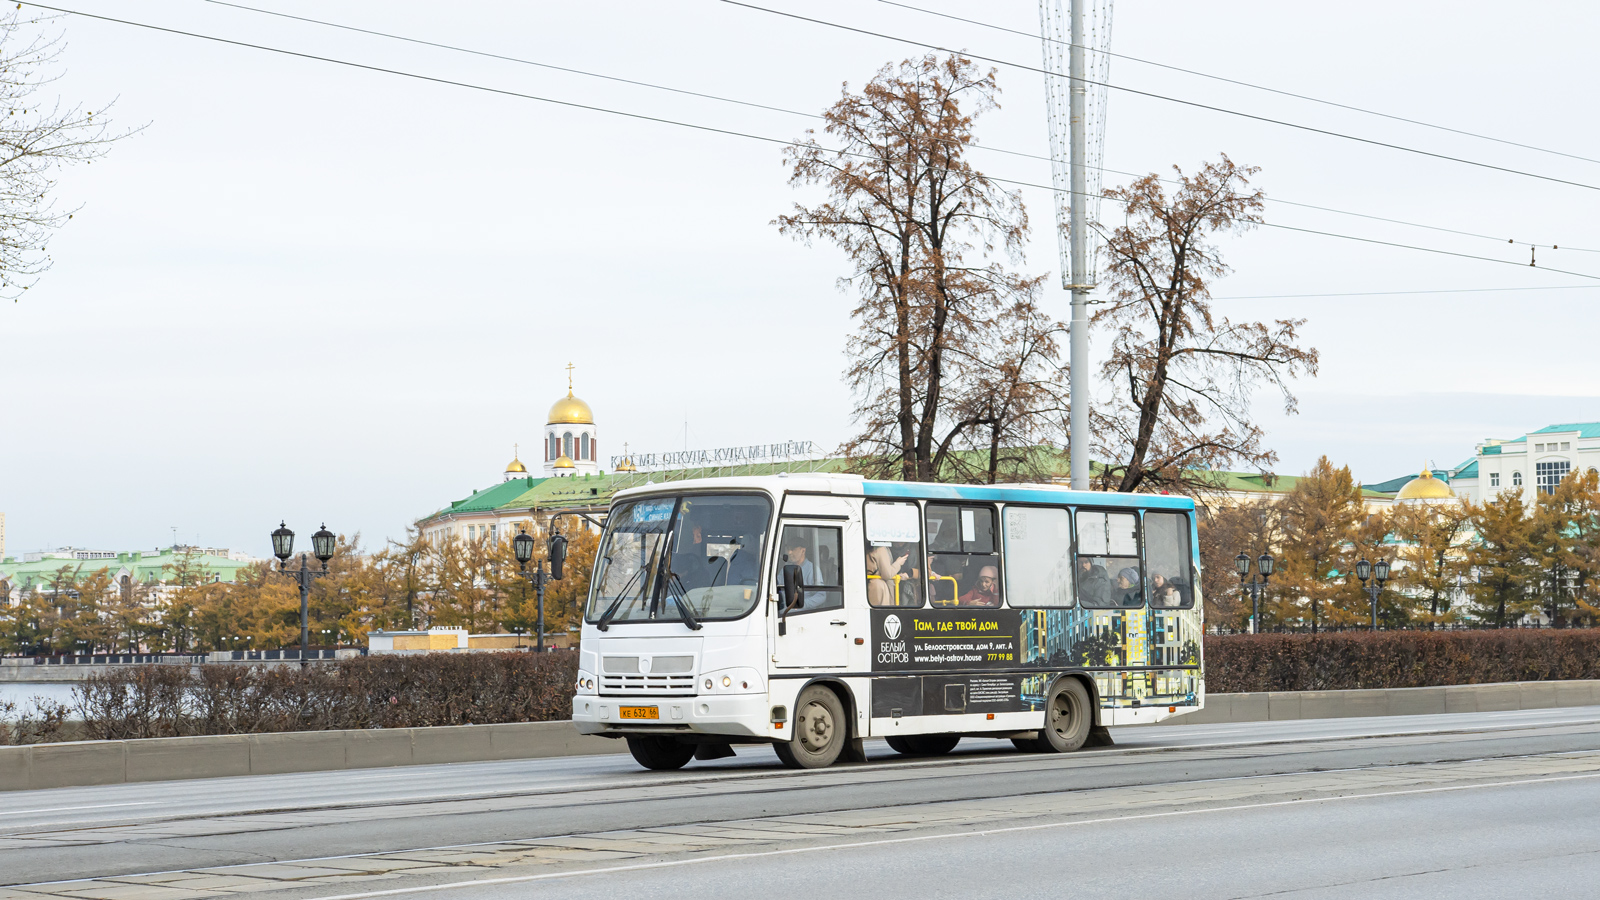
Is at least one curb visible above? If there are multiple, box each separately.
[5,679,1599,791]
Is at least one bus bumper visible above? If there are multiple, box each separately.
[573,693,772,739]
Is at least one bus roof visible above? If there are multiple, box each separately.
[609,473,1196,511]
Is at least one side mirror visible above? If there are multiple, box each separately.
[782,564,803,611]
[548,532,568,580]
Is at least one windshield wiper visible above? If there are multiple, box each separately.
[594,567,644,632]
[664,574,704,631]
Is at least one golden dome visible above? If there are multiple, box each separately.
[505,457,527,474]
[1396,468,1455,501]
[547,389,594,425]
[616,458,637,473]
[552,454,575,469]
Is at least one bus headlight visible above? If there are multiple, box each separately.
[699,668,763,694]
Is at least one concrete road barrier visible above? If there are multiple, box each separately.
[0,720,621,792]
[4,679,1599,791]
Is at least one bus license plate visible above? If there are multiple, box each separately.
[619,706,659,720]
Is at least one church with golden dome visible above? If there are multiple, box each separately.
[542,367,599,478]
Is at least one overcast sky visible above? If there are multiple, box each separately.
[3,0,1598,558]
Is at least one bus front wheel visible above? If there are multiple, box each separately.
[1027,677,1092,753]
[773,685,847,769]
[626,736,696,770]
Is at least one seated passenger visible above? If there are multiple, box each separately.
[726,540,760,586]
[1077,558,1111,606]
[958,565,1001,607]
[670,524,710,586]
[1114,567,1142,607]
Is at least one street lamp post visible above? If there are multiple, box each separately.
[271,522,336,668]
[512,526,568,653]
[1234,552,1274,634]
[1354,558,1391,631]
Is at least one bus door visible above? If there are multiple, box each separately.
[770,510,858,669]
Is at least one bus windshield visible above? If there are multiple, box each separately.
[587,493,772,625]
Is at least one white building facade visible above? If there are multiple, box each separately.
[1445,422,1600,504]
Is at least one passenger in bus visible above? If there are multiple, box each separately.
[725,539,760,587]
[866,545,909,607]
[670,524,710,585]
[957,565,1001,607]
[1150,572,1191,608]
[1155,583,1184,608]
[1114,567,1143,607]
[1077,558,1111,606]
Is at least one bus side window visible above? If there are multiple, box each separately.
[1003,506,1074,607]
[776,525,844,614]
[1144,512,1194,609]
[1075,510,1142,608]
[925,505,1001,607]
[864,501,923,608]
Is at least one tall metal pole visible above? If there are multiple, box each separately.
[536,561,546,654]
[297,555,310,669]
[1067,0,1090,491]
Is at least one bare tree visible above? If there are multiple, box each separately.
[0,10,133,301]
[778,54,1047,482]
[938,294,1068,483]
[1094,157,1318,493]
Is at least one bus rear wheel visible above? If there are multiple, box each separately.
[886,735,961,756]
[1027,677,1092,753]
[773,685,847,769]
[626,736,696,770]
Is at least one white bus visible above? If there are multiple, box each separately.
[571,474,1204,769]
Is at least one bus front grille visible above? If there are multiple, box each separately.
[600,674,697,695]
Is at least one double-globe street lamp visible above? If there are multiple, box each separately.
[1234,552,1274,634]
[512,526,568,653]
[271,522,336,668]
[1354,557,1392,631]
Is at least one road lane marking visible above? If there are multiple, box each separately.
[282,769,1600,900]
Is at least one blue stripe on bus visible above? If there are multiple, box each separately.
[860,481,1196,510]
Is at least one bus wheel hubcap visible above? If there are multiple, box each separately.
[800,703,833,751]
[1051,692,1075,737]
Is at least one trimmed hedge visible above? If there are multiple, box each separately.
[1206,630,1600,693]
[2,651,577,744]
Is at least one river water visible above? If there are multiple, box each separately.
[0,682,81,710]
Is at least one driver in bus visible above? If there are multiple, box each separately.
[782,541,821,609]
[957,565,1001,607]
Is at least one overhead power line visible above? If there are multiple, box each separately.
[201,0,814,120]
[1212,284,1597,301]
[717,0,1600,194]
[193,0,1599,255]
[874,0,1600,168]
[27,2,1600,284]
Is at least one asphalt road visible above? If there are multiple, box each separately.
[2,706,1599,899]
